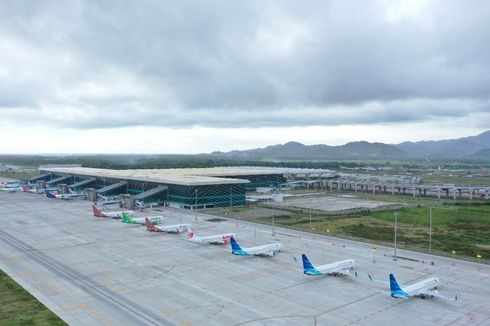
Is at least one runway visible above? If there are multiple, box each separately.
[0,192,489,325]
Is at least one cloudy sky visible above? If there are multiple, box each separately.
[1,0,489,154]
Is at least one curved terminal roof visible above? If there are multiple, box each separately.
[40,166,333,186]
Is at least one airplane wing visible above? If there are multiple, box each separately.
[246,247,274,256]
[334,269,358,278]
[368,274,390,285]
[416,289,459,301]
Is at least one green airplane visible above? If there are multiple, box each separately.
[120,212,164,225]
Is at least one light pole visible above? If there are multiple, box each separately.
[451,250,456,265]
[393,211,398,261]
[477,254,482,270]
[372,247,377,263]
[429,206,432,253]
[309,198,312,231]
[229,185,233,214]
[194,188,198,221]
[272,205,275,236]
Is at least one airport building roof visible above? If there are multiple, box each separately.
[40,166,333,187]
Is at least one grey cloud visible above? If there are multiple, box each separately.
[0,0,490,129]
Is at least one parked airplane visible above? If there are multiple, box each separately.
[0,182,22,193]
[22,185,37,193]
[59,191,86,200]
[187,228,235,245]
[230,237,282,257]
[302,254,356,276]
[145,217,191,233]
[121,212,164,225]
[389,273,458,300]
[92,205,133,219]
[96,194,124,206]
[45,189,59,198]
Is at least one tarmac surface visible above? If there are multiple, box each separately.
[278,195,395,212]
[0,192,489,325]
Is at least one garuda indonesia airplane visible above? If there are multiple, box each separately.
[230,237,282,257]
[389,273,458,300]
[46,189,85,200]
[302,254,356,276]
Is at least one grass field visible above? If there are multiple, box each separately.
[253,202,490,262]
[422,174,490,186]
[0,269,66,326]
[325,191,442,204]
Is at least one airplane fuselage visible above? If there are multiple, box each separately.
[149,223,191,233]
[189,233,235,244]
[92,205,132,219]
[307,259,356,275]
[396,277,440,298]
[233,243,283,256]
[123,216,163,225]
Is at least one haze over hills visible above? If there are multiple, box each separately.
[211,130,490,160]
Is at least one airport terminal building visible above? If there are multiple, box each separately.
[34,166,332,209]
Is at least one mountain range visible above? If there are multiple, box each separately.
[210,130,490,160]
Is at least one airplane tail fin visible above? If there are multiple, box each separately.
[389,273,408,298]
[230,237,243,253]
[301,254,321,275]
[222,234,233,244]
[121,212,131,222]
[46,189,56,198]
[145,218,156,231]
[92,205,106,218]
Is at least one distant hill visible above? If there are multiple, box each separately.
[395,130,490,158]
[210,130,490,160]
[471,148,490,160]
[211,141,407,160]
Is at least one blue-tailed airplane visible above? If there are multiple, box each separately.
[45,189,58,198]
[389,273,458,300]
[230,237,282,257]
[302,254,356,276]
[46,189,85,200]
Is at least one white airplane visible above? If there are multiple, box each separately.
[46,189,85,200]
[59,192,86,200]
[187,228,235,245]
[145,217,191,234]
[96,194,123,206]
[92,205,133,219]
[0,182,22,193]
[230,237,282,257]
[23,185,37,193]
[302,254,356,276]
[121,212,164,225]
[388,273,458,300]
